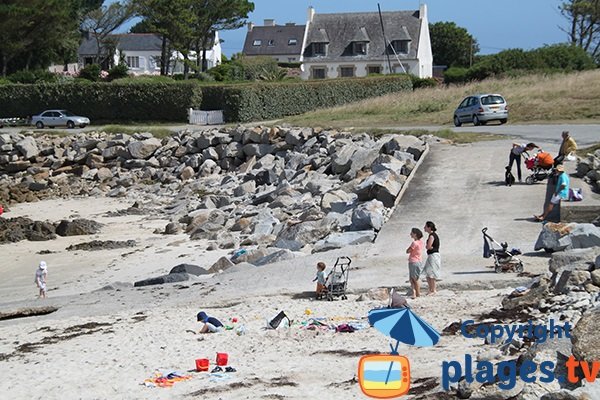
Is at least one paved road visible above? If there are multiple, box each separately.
[384,124,600,146]
[2,123,599,146]
[373,138,563,287]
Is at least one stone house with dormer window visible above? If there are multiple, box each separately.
[300,5,432,80]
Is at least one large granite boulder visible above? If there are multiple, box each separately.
[128,138,162,159]
[169,263,209,276]
[355,170,405,207]
[572,307,600,362]
[253,249,295,266]
[55,219,101,236]
[350,200,385,231]
[134,272,191,287]
[313,231,376,252]
[15,136,40,159]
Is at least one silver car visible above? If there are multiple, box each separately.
[31,110,90,129]
[453,94,508,126]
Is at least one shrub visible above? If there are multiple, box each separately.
[8,70,37,84]
[0,81,202,122]
[107,64,130,81]
[410,75,438,89]
[78,64,102,82]
[201,75,412,122]
[443,67,469,84]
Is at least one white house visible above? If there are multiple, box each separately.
[300,5,432,79]
[78,33,222,75]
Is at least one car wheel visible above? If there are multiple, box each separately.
[453,116,462,127]
[35,121,44,129]
[473,115,481,126]
[500,119,507,124]
[67,121,75,129]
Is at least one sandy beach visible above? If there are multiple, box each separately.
[1,136,576,399]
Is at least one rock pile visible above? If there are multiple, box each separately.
[0,127,426,253]
[0,217,101,243]
[535,222,600,253]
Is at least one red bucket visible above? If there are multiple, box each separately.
[195,358,209,372]
[216,352,228,366]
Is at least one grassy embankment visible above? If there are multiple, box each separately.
[283,70,600,129]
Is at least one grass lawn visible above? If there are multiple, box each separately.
[283,70,600,129]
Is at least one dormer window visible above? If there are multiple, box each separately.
[253,39,262,46]
[313,43,326,56]
[353,42,367,55]
[288,38,297,45]
[391,40,410,54]
[268,40,275,46]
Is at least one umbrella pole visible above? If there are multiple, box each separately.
[384,340,401,385]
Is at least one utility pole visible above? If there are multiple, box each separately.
[378,3,394,74]
[470,37,473,68]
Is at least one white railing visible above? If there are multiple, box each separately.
[188,108,224,125]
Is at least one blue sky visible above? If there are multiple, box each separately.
[117,0,568,56]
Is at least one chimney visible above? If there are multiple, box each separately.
[264,19,275,26]
[419,3,427,20]
[308,6,315,23]
[247,22,254,32]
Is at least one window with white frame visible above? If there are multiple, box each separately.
[288,38,297,45]
[253,39,262,46]
[126,56,140,68]
[313,43,326,56]
[353,42,367,55]
[268,40,275,46]
[391,40,410,54]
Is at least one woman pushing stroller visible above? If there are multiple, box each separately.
[508,142,539,182]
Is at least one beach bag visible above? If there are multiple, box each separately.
[569,188,583,202]
[268,311,290,329]
[335,324,356,333]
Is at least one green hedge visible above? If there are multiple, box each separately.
[201,75,412,122]
[0,81,203,122]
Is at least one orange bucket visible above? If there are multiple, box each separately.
[195,358,209,372]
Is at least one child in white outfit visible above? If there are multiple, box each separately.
[35,261,48,299]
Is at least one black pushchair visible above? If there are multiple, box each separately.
[325,256,351,301]
[482,228,524,273]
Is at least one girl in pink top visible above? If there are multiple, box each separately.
[406,228,424,298]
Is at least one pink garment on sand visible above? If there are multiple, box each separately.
[408,240,423,263]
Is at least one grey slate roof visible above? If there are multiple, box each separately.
[242,25,306,56]
[78,33,215,56]
[304,10,421,62]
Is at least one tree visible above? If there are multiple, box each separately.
[0,0,93,76]
[81,0,136,68]
[560,0,600,61]
[136,0,254,77]
[429,21,479,68]
[191,0,254,72]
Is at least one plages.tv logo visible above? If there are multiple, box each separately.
[359,307,440,399]
[442,319,600,390]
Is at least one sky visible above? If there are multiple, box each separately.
[116,0,568,57]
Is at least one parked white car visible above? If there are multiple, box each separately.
[31,110,90,129]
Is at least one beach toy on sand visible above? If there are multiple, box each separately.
[195,358,209,372]
[216,352,228,366]
[231,317,238,323]
[305,308,312,315]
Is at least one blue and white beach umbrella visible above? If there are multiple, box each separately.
[368,307,440,384]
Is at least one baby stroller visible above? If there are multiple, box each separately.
[482,228,524,273]
[524,151,554,185]
[324,256,351,301]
